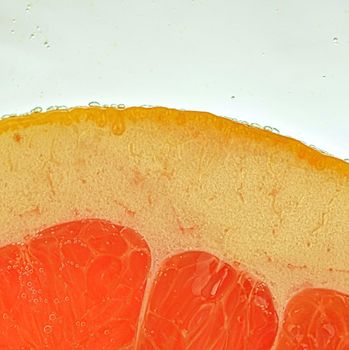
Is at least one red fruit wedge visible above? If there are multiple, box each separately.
[137,251,278,349]
[0,220,151,349]
[277,288,349,349]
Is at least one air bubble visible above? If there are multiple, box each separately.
[309,144,330,155]
[89,101,100,107]
[43,325,52,334]
[31,107,42,113]
[264,126,280,133]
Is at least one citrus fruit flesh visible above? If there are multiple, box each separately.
[0,219,278,349]
[0,106,349,349]
[277,288,349,349]
[137,251,278,349]
[0,219,151,349]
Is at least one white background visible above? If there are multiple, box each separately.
[1,0,348,160]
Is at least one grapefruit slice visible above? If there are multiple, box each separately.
[0,106,348,348]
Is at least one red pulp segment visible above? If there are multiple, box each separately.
[0,219,151,349]
[137,251,279,350]
[0,219,279,349]
[276,288,349,349]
